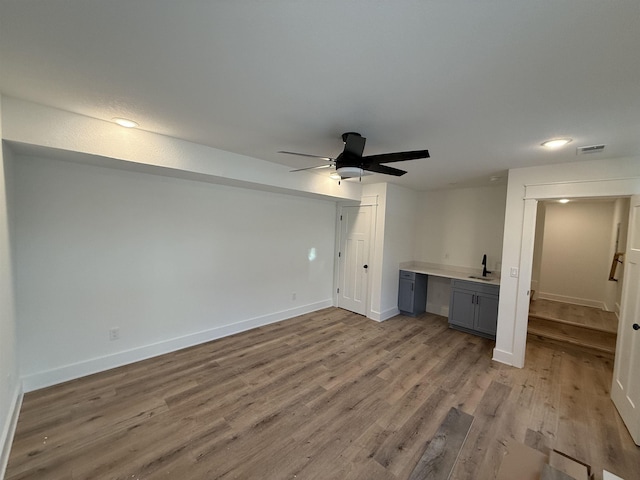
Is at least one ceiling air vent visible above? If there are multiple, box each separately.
[576,144,606,155]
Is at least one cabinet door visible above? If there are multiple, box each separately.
[475,293,499,336]
[398,278,415,313]
[449,289,475,329]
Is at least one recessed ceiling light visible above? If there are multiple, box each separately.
[541,138,572,149]
[559,199,570,204]
[112,117,139,128]
[489,176,500,182]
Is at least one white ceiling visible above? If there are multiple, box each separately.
[1,1,639,191]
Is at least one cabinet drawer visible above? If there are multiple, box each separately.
[400,270,416,280]
[451,279,499,296]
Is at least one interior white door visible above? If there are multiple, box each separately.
[611,194,640,446]
[338,205,371,316]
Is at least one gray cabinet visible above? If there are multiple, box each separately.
[398,270,427,316]
[449,279,499,339]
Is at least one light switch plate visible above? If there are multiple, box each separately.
[510,267,519,278]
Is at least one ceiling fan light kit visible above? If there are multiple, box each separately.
[336,166,365,178]
[282,132,430,181]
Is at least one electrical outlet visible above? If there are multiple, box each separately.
[292,292,297,301]
[109,327,120,341]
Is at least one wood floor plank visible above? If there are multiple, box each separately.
[529,299,618,333]
[541,463,576,480]
[449,380,512,480]
[288,397,392,479]
[378,329,469,405]
[407,407,474,480]
[526,341,563,444]
[524,427,550,454]
[5,307,640,480]
[372,387,455,478]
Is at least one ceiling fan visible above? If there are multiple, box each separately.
[279,132,430,180]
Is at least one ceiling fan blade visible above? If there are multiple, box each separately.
[278,151,334,162]
[363,149,430,164]
[289,164,333,172]
[363,163,407,176]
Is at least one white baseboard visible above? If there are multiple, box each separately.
[537,292,606,310]
[21,300,333,392]
[492,348,514,366]
[368,306,400,322]
[1,382,23,480]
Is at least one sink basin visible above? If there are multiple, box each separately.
[468,275,493,281]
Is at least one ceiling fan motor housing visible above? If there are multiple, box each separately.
[336,132,366,168]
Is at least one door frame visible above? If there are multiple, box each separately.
[611,194,640,444]
[334,196,378,318]
[501,177,640,369]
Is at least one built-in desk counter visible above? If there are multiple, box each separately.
[399,265,500,286]
[398,264,500,339]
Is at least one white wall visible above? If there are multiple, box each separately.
[379,183,419,319]
[0,99,22,478]
[414,185,507,272]
[359,183,419,321]
[414,185,507,315]
[495,156,640,368]
[538,200,617,310]
[12,153,337,390]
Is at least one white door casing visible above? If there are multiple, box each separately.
[496,176,640,369]
[338,205,371,316]
[611,194,640,446]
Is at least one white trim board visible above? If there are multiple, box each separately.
[1,383,23,480]
[369,306,400,322]
[537,292,607,311]
[21,300,333,392]
[525,177,640,199]
[492,348,514,366]
[496,174,640,369]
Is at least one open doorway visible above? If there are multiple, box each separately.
[527,197,630,357]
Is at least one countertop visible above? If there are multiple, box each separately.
[400,264,501,286]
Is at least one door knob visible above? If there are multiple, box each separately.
[634,323,640,331]
[363,264,368,269]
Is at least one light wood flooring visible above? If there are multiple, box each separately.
[528,299,619,356]
[529,299,618,333]
[6,308,639,480]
